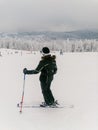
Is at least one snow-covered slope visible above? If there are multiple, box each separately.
[0,50,98,130]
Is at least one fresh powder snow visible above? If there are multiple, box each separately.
[0,49,98,130]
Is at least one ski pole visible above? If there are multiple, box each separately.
[19,74,26,113]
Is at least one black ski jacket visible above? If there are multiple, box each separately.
[26,55,57,76]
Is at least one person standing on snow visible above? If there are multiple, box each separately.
[23,47,58,107]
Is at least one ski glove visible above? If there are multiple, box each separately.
[23,68,28,74]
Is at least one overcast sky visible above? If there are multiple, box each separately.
[0,0,98,32]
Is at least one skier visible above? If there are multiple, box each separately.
[23,47,58,107]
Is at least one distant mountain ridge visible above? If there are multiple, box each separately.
[0,30,98,40]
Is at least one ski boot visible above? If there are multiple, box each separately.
[40,102,48,107]
[48,100,60,108]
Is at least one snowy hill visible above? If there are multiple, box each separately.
[0,30,98,40]
[0,49,98,130]
[0,30,98,52]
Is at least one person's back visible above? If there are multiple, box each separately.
[39,54,57,76]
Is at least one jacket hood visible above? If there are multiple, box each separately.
[41,55,56,60]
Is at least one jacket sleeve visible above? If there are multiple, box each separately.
[26,60,45,75]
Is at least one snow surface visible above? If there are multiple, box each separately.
[0,49,98,130]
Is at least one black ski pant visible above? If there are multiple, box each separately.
[40,74,55,105]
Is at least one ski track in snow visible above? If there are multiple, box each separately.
[0,49,98,130]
